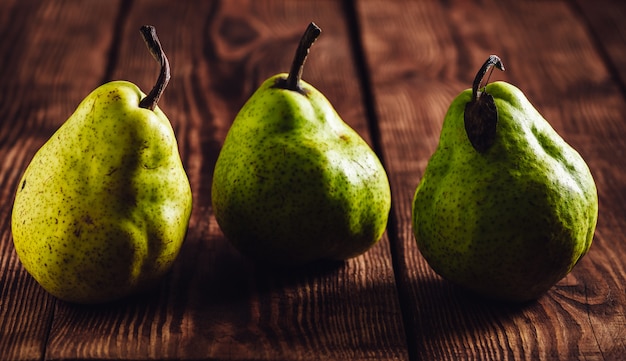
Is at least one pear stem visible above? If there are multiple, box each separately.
[464,55,505,153]
[471,55,505,103]
[138,25,170,111]
[284,22,322,92]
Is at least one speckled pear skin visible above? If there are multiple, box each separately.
[212,73,391,265]
[412,81,598,302]
[11,80,192,304]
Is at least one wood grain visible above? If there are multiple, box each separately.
[574,0,626,92]
[357,0,626,360]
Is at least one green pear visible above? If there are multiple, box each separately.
[212,23,391,265]
[412,55,598,302]
[11,26,192,304]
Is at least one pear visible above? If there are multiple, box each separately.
[412,55,598,302]
[211,23,391,266]
[11,26,192,304]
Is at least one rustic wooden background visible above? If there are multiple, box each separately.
[1,0,625,360]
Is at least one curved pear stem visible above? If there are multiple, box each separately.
[284,22,322,92]
[138,25,170,111]
[464,55,505,153]
[471,55,505,103]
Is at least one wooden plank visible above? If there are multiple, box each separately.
[574,0,626,90]
[357,0,626,360]
[0,1,121,360]
[40,1,408,360]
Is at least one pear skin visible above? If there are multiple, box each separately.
[412,56,598,302]
[212,23,391,265]
[11,27,192,303]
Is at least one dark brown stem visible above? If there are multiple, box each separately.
[284,22,322,92]
[138,25,170,111]
[464,55,505,153]
[471,55,505,103]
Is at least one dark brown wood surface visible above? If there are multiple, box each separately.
[1,1,624,360]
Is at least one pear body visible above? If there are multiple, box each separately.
[412,81,598,302]
[12,81,192,303]
[212,74,391,265]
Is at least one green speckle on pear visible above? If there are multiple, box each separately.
[412,57,598,302]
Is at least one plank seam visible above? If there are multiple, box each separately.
[568,0,626,102]
[341,1,418,360]
[40,299,55,361]
[101,0,134,84]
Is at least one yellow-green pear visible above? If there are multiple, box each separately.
[11,26,192,304]
[412,55,598,302]
[212,23,391,265]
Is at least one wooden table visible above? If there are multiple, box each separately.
[1,1,625,360]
